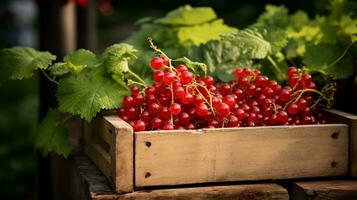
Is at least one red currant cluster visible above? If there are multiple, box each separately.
[117,56,327,132]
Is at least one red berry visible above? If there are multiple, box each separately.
[223,95,236,109]
[151,117,162,129]
[174,86,186,99]
[297,98,307,111]
[162,123,174,130]
[176,64,188,73]
[228,115,239,127]
[287,103,299,115]
[133,120,146,132]
[123,96,134,107]
[180,71,193,84]
[170,103,181,115]
[216,102,230,117]
[196,102,209,116]
[277,111,288,123]
[163,71,176,84]
[130,86,140,95]
[153,71,164,82]
[150,56,164,70]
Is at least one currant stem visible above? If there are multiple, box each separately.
[147,37,170,60]
[127,69,148,87]
[194,82,216,116]
[328,42,353,68]
[267,56,284,80]
[41,69,59,85]
[128,80,147,88]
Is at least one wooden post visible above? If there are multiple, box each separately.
[76,0,97,51]
[37,0,76,199]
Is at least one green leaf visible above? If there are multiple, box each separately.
[155,5,217,26]
[174,57,207,75]
[35,109,72,157]
[0,47,56,82]
[101,43,137,84]
[56,68,129,121]
[254,26,288,54]
[64,49,97,67]
[256,5,289,28]
[289,11,310,30]
[303,43,354,79]
[49,62,69,76]
[328,0,357,20]
[336,15,357,42]
[49,49,97,77]
[225,28,272,59]
[177,19,237,46]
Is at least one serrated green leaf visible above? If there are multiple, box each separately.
[256,27,288,54]
[56,68,129,121]
[335,15,357,42]
[303,43,354,79]
[49,49,96,77]
[49,62,69,76]
[35,109,72,157]
[177,19,237,46]
[64,49,97,67]
[225,28,272,59]
[101,43,137,84]
[155,5,217,26]
[0,47,56,82]
[174,57,207,75]
[289,11,310,30]
[256,5,289,28]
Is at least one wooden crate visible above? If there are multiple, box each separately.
[83,109,355,194]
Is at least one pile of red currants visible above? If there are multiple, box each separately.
[117,56,328,132]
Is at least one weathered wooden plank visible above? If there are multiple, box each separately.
[135,124,348,187]
[83,143,111,181]
[104,116,134,193]
[324,109,357,177]
[92,184,289,200]
[289,180,357,200]
[68,155,288,200]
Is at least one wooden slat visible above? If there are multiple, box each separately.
[83,143,111,181]
[289,180,357,200]
[135,124,348,187]
[92,183,289,200]
[104,116,134,193]
[324,109,357,177]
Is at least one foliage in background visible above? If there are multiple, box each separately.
[125,5,237,79]
[126,0,356,83]
[193,0,357,82]
[0,78,37,199]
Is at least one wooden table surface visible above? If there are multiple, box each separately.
[51,154,357,200]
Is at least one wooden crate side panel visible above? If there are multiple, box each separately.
[135,124,348,187]
[324,109,357,177]
[104,116,134,193]
[83,120,112,181]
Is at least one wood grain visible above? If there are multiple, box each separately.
[83,116,134,193]
[289,180,357,200]
[104,116,134,193]
[92,184,289,200]
[135,124,348,187]
[324,109,357,177]
[66,155,288,200]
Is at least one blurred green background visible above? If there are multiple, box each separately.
[0,0,335,199]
